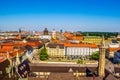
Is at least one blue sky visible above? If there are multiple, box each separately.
[0,0,120,32]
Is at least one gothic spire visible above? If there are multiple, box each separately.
[16,51,20,65]
[101,35,105,48]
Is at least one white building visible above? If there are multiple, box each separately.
[39,35,52,40]
[108,44,120,48]
[64,43,99,58]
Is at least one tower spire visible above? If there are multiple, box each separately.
[16,51,20,65]
[7,51,10,59]
[101,35,105,47]
[19,28,22,39]
[98,35,106,77]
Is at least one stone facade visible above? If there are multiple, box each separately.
[46,43,65,58]
[98,35,106,77]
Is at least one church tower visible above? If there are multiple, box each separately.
[44,28,48,35]
[16,51,20,65]
[117,32,120,41]
[52,29,56,39]
[98,35,106,77]
[19,28,22,39]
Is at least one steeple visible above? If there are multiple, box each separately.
[98,35,106,77]
[101,35,105,48]
[7,52,13,78]
[7,52,10,59]
[52,29,56,39]
[44,28,48,35]
[19,28,22,39]
[7,52,12,66]
[16,51,20,65]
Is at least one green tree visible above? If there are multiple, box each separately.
[39,47,49,60]
[26,35,31,40]
[91,51,100,60]
[118,62,120,64]
[77,59,84,64]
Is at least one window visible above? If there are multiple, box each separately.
[0,71,2,74]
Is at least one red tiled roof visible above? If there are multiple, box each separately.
[26,41,41,47]
[0,48,13,53]
[64,43,98,48]
[0,53,7,63]
[9,49,24,57]
[107,48,120,51]
[71,35,83,40]
[52,39,98,48]
[0,57,6,63]
[14,42,27,46]
[1,42,14,46]
[51,39,61,43]
[63,32,83,40]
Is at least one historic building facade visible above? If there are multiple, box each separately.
[46,42,99,59]
[82,36,102,45]
[64,43,99,59]
[39,28,52,40]
[46,43,65,58]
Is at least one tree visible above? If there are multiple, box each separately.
[77,59,84,64]
[118,61,120,64]
[39,47,49,60]
[90,51,99,60]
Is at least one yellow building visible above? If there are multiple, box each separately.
[82,36,102,45]
[107,37,117,41]
[107,48,120,58]
[46,43,65,58]
[52,29,56,39]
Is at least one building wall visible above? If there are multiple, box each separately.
[0,59,10,79]
[25,50,34,60]
[113,51,120,63]
[65,47,99,57]
[109,51,114,58]
[52,30,56,39]
[82,37,102,45]
[39,35,52,40]
[47,46,99,58]
[2,45,14,51]
[108,44,120,48]
[46,47,64,58]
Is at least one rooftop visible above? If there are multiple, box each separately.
[29,63,98,72]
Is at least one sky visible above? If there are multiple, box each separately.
[0,0,120,32]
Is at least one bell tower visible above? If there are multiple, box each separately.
[52,29,56,39]
[44,28,48,35]
[16,51,20,65]
[19,28,22,39]
[98,35,106,77]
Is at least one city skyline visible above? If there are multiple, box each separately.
[0,0,120,32]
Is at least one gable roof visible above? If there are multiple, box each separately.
[29,63,98,73]
[64,43,98,48]
[47,43,64,49]
[105,74,118,80]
